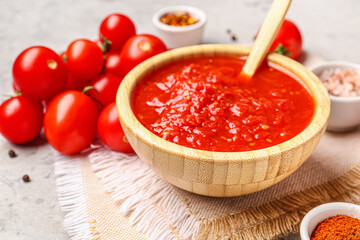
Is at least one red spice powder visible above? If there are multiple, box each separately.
[311,214,360,240]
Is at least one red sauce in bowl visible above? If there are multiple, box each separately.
[132,56,314,152]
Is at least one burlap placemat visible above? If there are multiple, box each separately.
[55,129,360,240]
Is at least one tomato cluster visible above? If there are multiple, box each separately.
[0,13,167,155]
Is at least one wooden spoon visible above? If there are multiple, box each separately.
[240,0,292,79]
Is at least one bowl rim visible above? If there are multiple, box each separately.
[152,5,207,32]
[116,44,330,163]
[310,60,360,102]
[299,202,360,240]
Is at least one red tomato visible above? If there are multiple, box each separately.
[104,52,125,79]
[97,102,134,153]
[65,39,104,80]
[12,82,20,93]
[0,96,43,144]
[65,74,89,91]
[269,19,302,60]
[119,34,167,75]
[99,13,136,52]
[87,73,122,108]
[12,46,68,101]
[59,52,89,91]
[44,90,98,155]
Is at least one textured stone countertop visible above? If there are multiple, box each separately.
[1,0,360,239]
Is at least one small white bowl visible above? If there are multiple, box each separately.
[152,5,207,48]
[311,61,360,132]
[300,202,360,240]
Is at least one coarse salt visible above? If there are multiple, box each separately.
[320,68,360,97]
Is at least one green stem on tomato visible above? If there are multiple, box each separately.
[61,53,68,62]
[274,44,292,57]
[82,85,96,94]
[99,35,112,54]
[82,86,104,108]
[2,91,22,99]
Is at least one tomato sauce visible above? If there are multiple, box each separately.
[132,56,314,152]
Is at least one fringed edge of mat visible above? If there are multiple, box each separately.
[88,147,200,240]
[54,153,93,240]
[198,165,360,240]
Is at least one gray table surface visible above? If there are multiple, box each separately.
[1,0,360,239]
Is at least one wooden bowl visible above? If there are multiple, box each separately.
[116,44,330,197]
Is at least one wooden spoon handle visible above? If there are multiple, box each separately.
[241,0,292,78]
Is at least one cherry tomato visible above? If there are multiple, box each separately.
[119,34,167,75]
[12,82,20,93]
[104,52,125,79]
[65,74,89,91]
[59,52,89,91]
[0,96,43,144]
[269,19,302,60]
[97,102,134,153]
[99,13,136,52]
[87,73,122,108]
[65,39,104,80]
[13,46,68,101]
[44,90,98,155]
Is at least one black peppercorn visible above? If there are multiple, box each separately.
[22,175,31,183]
[8,149,17,158]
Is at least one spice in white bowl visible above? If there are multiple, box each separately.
[320,68,360,97]
[311,61,360,132]
[160,11,198,26]
[152,6,207,48]
[300,202,360,240]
